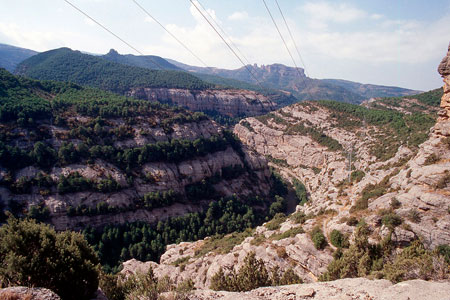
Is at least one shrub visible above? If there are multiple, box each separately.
[310,226,327,250]
[0,215,99,300]
[330,229,349,248]
[290,211,307,224]
[346,216,359,226]
[381,212,402,229]
[436,244,450,264]
[265,213,287,231]
[383,240,434,282]
[407,209,421,223]
[210,252,300,292]
[351,170,365,183]
[390,198,401,209]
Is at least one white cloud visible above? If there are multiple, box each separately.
[370,13,384,20]
[301,2,367,29]
[228,11,249,21]
[83,17,96,27]
[0,22,64,51]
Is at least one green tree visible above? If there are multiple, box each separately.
[0,215,99,300]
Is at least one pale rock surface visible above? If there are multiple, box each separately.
[0,286,61,300]
[127,88,276,117]
[190,278,450,300]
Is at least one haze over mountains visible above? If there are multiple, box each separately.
[1,43,422,105]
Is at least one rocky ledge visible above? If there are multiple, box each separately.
[190,278,450,300]
[127,88,276,117]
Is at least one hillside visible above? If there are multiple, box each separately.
[15,48,278,120]
[100,49,298,108]
[102,48,181,71]
[0,43,37,72]
[118,64,449,291]
[0,68,288,273]
[167,59,421,103]
[15,47,212,93]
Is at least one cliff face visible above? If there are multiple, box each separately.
[127,88,276,117]
[0,69,273,232]
[1,118,271,231]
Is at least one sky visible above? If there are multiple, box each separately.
[1,0,450,91]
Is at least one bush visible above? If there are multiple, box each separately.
[407,209,421,223]
[210,252,301,292]
[0,215,99,300]
[390,198,401,209]
[310,226,327,250]
[330,229,349,248]
[381,212,402,229]
[346,216,359,226]
[436,244,450,264]
[265,213,287,230]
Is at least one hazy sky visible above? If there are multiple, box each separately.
[1,0,450,90]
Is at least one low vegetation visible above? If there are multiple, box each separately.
[0,216,99,300]
[210,252,301,292]
[320,222,449,282]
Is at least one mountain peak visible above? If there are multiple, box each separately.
[106,48,119,56]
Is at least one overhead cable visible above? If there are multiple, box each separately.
[63,0,164,69]
[261,0,305,82]
[131,0,209,68]
[195,0,252,66]
[274,0,309,78]
[189,0,265,90]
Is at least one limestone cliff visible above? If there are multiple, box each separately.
[127,87,276,117]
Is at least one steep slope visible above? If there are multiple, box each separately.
[167,59,420,103]
[0,43,37,72]
[110,47,450,296]
[15,48,276,118]
[0,69,279,272]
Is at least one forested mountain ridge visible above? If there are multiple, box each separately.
[15,47,213,92]
[0,43,37,72]
[102,48,182,71]
[15,48,279,120]
[0,68,285,272]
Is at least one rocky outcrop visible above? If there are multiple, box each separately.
[0,287,61,300]
[190,278,450,300]
[122,218,333,289]
[127,88,276,117]
[438,42,450,122]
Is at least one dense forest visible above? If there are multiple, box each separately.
[15,48,214,93]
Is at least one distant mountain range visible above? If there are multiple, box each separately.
[0,43,37,72]
[166,59,421,103]
[1,43,423,104]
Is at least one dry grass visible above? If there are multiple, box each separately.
[0,291,33,300]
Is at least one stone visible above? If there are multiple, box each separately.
[0,287,61,300]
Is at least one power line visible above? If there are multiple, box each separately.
[63,0,164,69]
[195,0,252,67]
[189,0,265,90]
[274,0,309,78]
[261,0,307,88]
[131,0,209,68]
